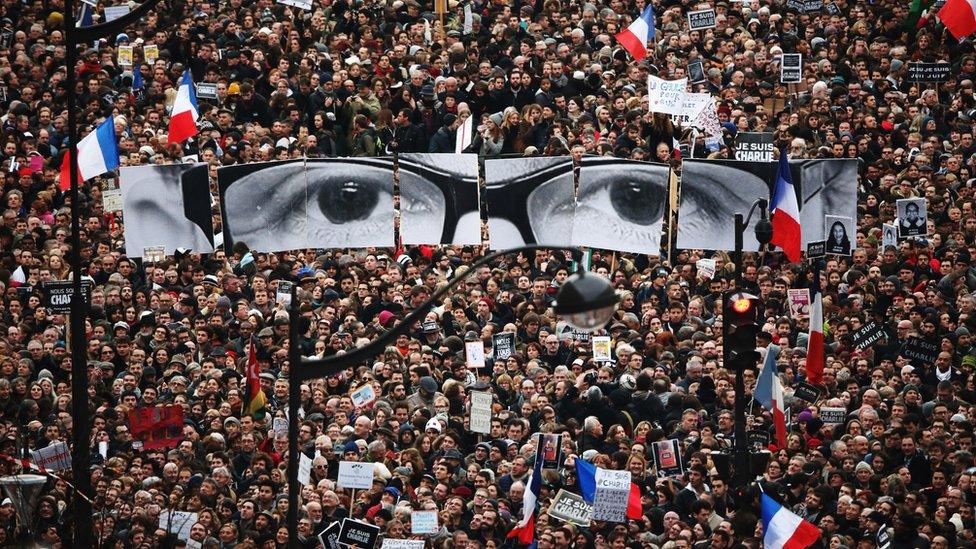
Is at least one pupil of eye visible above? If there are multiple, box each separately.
[318,181,378,223]
[609,179,661,225]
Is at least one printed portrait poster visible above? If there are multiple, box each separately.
[676,159,857,252]
[535,433,564,470]
[882,223,898,249]
[651,439,684,478]
[397,153,481,245]
[896,198,927,238]
[824,215,853,256]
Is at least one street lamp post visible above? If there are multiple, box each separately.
[284,245,617,548]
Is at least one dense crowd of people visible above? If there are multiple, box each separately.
[0,0,974,547]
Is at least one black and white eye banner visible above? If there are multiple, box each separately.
[676,159,857,252]
[218,159,395,252]
[397,153,480,245]
[485,157,575,250]
[574,157,669,256]
[120,163,215,258]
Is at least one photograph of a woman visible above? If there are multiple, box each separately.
[825,215,853,256]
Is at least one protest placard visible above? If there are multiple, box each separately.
[339,518,380,549]
[787,288,810,319]
[807,240,826,258]
[104,5,130,21]
[651,439,683,478]
[548,489,593,526]
[469,390,492,434]
[42,280,92,315]
[734,132,775,162]
[781,54,802,83]
[901,336,939,364]
[492,332,515,360]
[820,407,847,425]
[381,540,426,549]
[647,76,689,115]
[592,336,612,362]
[276,280,293,307]
[687,9,716,30]
[317,522,341,549]
[696,258,716,279]
[907,62,952,82]
[299,453,312,485]
[31,442,71,472]
[411,510,439,534]
[536,433,564,470]
[852,320,887,350]
[159,511,199,540]
[144,44,159,63]
[592,468,631,522]
[465,340,486,369]
[793,382,824,403]
[337,461,374,489]
[102,187,123,212]
[129,405,184,449]
[882,223,898,249]
[350,384,376,408]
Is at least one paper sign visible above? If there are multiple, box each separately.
[104,5,131,21]
[592,336,612,362]
[696,258,716,279]
[465,340,486,369]
[787,288,810,319]
[492,332,515,360]
[688,59,706,84]
[536,433,564,470]
[882,223,898,249]
[687,9,716,30]
[159,511,198,540]
[118,45,133,66]
[337,460,374,489]
[548,489,593,526]
[31,442,71,472]
[338,518,380,549]
[411,510,439,534]
[299,453,313,485]
[382,541,426,549]
[102,187,123,212]
[820,407,846,425]
[276,280,293,307]
[350,384,376,408]
[273,417,288,436]
[144,44,159,63]
[647,76,689,115]
[469,390,492,435]
[781,53,802,83]
[592,468,631,522]
[651,439,684,478]
[907,62,952,82]
[143,245,165,263]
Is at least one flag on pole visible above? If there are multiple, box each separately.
[8,266,25,287]
[243,336,267,416]
[507,454,542,544]
[761,493,821,549]
[575,458,643,520]
[59,117,119,191]
[755,344,787,448]
[77,3,94,27]
[168,70,199,144]
[939,0,976,39]
[615,5,655,61]
[769,149,801,262]
[805,283,824,384]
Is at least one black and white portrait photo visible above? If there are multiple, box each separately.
[573,157,670,256]
[120,163,215,258]
[676,159,857,252]
[397,153,480,245]
[218,159,395,252]
[824,215,853,256]
[485,157,575,250]
[897,198,927,238]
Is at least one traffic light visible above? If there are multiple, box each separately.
[723,291,760,371]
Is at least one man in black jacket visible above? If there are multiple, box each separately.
[390,108,427,153]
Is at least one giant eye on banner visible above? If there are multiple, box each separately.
[485,157,575,250]
[120,163,215,258]
[676,159,857,252]
[573,157,670,256]
[397,153,480,245]
[218,159,396,252]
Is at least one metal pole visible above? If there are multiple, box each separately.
[287,285,301,549]
[730,213,749,489]
[65,4,93,545]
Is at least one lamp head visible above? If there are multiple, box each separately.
[554,271,619,331]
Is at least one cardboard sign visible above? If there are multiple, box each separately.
[907,62,952,82]
[696,258,716,279]
[793,382,824,403]
[781,53,802,84]
[318,522,341,549]
[465,340,486,369]
[647,76,690,115]
[104,5,130,21]
[299,453,313,485]
[492,332,516,360]
[806,240,826,258]
[734,132,775,162]
[852,320,887,350]
[592,336,612,362]
[411,510,439,534]
[337,461,374,489]
[469,390,492,435]
[548,489,593,527]
[592,468,631,522]
[687,9,716,30]
[196,82,218,100]
[42,280,93,315]
[144,44,159,63]
[276,280,293,307]
[901,336,939,365]
[143,245,166,263]
[536,433,564,470]
[381,540,425,549]
[338,518,380,549]
[102,187,123,212]
[651,439,684,478]
[688,59,706,84]
[787,288,810,319]
[350,384,376,408]
[31,442,71,472]
[820,407,847,425]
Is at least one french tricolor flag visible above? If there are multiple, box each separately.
[770,149,801,262]
[507,455,542,544]
[761,493,820,549]
[755,344,787,449]
[615,5,655,61]
[805,284,824,384]
[59,117,119,191]
[939,0,976,39]
[168,70,199,144]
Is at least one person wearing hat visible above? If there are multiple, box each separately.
[406,376,442,413]
[428,112,463,153]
